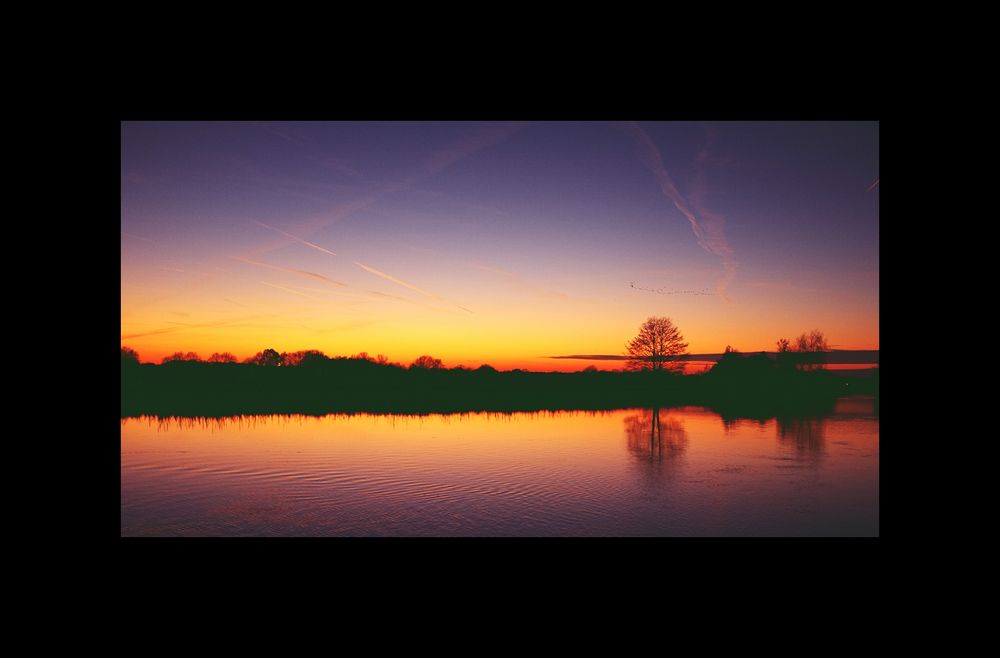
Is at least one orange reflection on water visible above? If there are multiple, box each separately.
[121,400,878,536]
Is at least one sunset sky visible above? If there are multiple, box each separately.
[121,121,879,370]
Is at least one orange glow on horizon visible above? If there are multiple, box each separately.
[122,121,877,386]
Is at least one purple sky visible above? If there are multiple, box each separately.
[121,121,878,368]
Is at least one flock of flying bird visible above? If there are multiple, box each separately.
[629,282,714,295]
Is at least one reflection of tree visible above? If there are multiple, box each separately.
[776,417,826,457]
[624,407,688,462]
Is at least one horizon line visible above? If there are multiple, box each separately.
[547,350,880,363]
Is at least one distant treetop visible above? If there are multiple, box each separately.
[410,355,444,370]
[163,351,201,363]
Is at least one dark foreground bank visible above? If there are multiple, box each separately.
[121,352,878,419]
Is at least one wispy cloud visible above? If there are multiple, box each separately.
[253,221,337,256]
[623,122,738,300]
[232,256,346,287]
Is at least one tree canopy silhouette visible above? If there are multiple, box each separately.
[795,330,829,353]
[282,350,327,366]
[775,330,830,371]
[794,329,829,371]
[625,316,689,373]
[410,355,444,370]
[247,348,284,367]
[163,352,200,363]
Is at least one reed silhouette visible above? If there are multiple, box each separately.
[120,346,877,419]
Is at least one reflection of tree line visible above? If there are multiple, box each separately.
[625,409,827,473]
[776,417,826,457]
[125,408,626,431]
[623,407,688,462]
[720,416,827,456]
[133,408,831,459]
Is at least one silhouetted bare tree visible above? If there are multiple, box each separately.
[794,329,829,371]
[207,352,238,363]
[410,355,444,370]
[625,316,689,373]
[795,329,829,353]
[775,330,829,371]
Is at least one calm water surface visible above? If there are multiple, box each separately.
[121,398,878,536]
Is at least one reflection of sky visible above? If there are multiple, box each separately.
[122,121,878,368]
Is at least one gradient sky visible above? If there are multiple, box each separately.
[121,121,879,370]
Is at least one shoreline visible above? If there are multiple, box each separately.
[121,360,878,420]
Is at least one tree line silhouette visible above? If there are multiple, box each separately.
[121,317,876,418]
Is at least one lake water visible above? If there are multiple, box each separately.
[121,397,878,537]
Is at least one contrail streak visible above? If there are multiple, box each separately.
[867,178,879,192]
[250,124,525,259]
[353,261,438,298]
[354,260,474,313]
[623,122,738,300]
[260,281,322,299]
[121,314,270,340]
[254,221,338,256]
[366,289,421,305]
[232,256,347,287]
[281,284,373,303]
